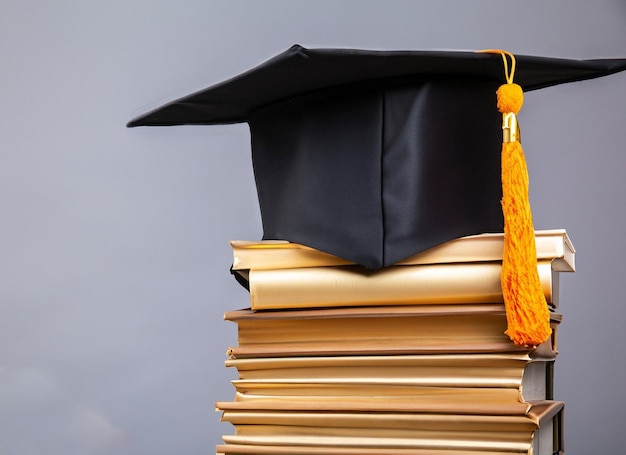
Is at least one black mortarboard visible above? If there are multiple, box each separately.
[127,45,626,270]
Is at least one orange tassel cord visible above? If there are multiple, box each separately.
[481,50,551,347]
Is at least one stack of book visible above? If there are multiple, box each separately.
[216,230,575,455]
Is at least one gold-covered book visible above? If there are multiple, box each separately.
[231,230,574,311]
[231,229,574,271]
[225,304,561,358]
[217,402,563,454]
[245,260,559,310]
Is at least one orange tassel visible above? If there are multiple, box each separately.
[482,51,551,347]
[501,139,551,346]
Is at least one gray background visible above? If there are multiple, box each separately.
[1,1,625,454]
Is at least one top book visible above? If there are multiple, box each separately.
[231,229,575,273]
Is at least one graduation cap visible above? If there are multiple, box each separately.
[128,45,626,346]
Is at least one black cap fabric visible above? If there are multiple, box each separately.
[127,45,626,269]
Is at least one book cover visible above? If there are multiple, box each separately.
[225,304,561,358]
[231,229,574,272]
[245,260,560,311]
[218,401,562,454]
[227,353,554,400]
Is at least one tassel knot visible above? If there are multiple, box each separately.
[496,83,524,114]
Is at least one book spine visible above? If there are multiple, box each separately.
[249,261,556,311]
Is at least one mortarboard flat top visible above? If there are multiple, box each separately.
[127,44,626,127]
[128,45,626,269]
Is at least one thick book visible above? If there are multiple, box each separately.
[226,353,554,402]
[225,304,561,358]
[217,445,549,455]
[244,260,561,311]
[231,229,575,271]
[218,356,552,415]
[218,446,556,455]
[217,401,563,454]
[216,392,530,416]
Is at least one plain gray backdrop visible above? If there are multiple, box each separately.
[1,1,625,454]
